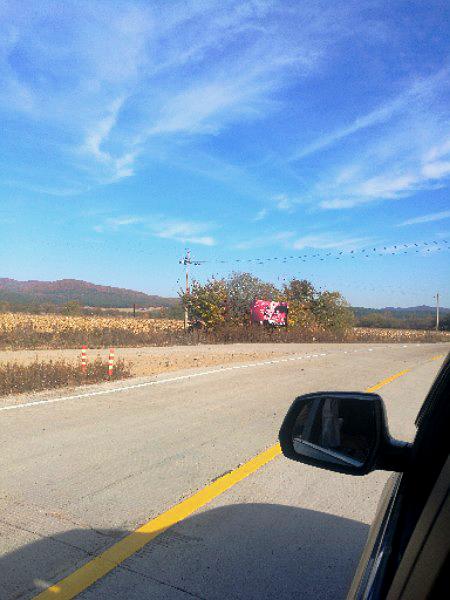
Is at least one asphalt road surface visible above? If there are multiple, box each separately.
[1,342,448,600]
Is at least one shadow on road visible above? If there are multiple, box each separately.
[1,503,369,600]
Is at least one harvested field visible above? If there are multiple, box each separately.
[0,312,183,349]
[1,312,449,351]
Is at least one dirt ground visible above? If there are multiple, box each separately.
[0,344,305,379]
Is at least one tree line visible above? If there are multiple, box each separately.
[353,308,450,330]
[181,272,355,333]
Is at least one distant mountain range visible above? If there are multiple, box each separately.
[353,305,449,317]
[0,278,447,315]
[0,278,177,308]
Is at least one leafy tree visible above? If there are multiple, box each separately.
[281,279,318,327]
[64,300,82,315]
[182,278,228,328]
[283,279,316,304]
[0,301,10,313]
[281,280,353,331]
[313,291,355,332]
[225,272,278,325]
[441,313,450,331]
[159,302,185,320]
[356,310,435,330]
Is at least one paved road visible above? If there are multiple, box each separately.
[1,343,448,599]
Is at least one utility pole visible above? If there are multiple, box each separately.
[435,292,440,331]
[179,250,205,329]
[180,249,191,330]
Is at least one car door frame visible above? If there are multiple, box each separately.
[347,353,450,599]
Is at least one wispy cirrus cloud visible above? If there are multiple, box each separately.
[82,98,137,182]
[93,216,143,233]
[294,69,449,160]
[398,210,450,227]
[0,1,373,188]
[94,214,215,246]
[3,0,450,248]
[316,122,450,210]
[272,194,300,212]
[285,68,450,211]
[234,231,294,250]
[318,152,450,210]
[1,1,153,184]
[252,208,268,222]
[2,179,86,197]
[153,220,216,246]
[292,234,371,250]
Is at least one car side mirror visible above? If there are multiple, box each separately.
[279,392,412,475]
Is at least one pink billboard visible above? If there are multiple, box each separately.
[250,299,288,327]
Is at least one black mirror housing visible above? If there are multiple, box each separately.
[279,392,411,475]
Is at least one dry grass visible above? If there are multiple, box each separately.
[0,357,132,396]
[350,327,450,343]
[179,324,450,344]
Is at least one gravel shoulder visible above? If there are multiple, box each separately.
[0,343,315,378]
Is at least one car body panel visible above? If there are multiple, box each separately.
[347,473,401,599]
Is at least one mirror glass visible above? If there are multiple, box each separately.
[292,395,377,469]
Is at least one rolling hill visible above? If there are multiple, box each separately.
[0,278,177,308]
[352,305,449,318]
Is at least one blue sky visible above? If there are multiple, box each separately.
[1,0,449,307]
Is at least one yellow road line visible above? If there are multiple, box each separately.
[35,367,411,599]
[366,369,411,392]
[431,354,444,361]
[35,445,281,599]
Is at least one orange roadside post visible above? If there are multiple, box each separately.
[81,345,88,374]
[108,348,115,378]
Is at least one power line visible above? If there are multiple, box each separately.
[189,238,448,266]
